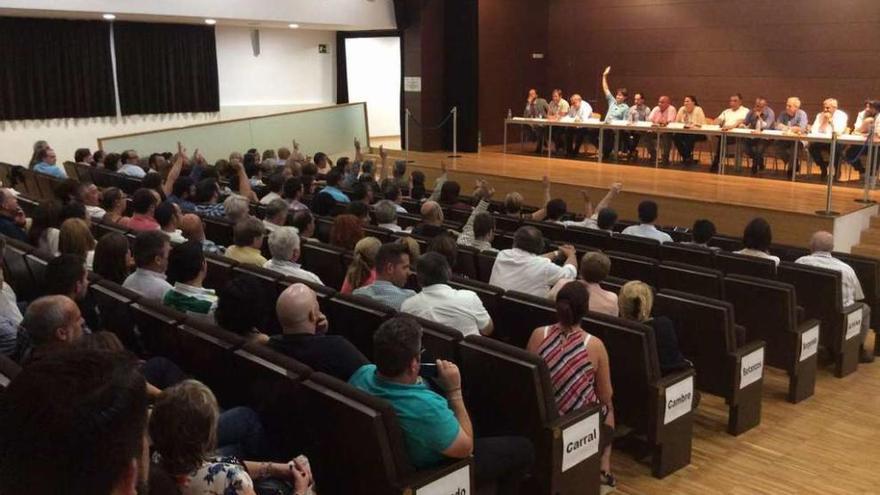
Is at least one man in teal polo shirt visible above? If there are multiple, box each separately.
[349,316,534,493]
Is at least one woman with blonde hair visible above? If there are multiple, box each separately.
[341,236,381,294]
[59,218,97,269]
[618,280,689,375]
[149,380,314,495]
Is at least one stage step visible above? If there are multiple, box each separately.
[853,216,880,259]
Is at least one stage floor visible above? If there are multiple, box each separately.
[374,146,879,249]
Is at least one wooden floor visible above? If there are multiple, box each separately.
[613,333,880,494]
[379,145,876,216]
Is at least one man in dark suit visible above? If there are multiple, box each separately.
[524,89,550,153]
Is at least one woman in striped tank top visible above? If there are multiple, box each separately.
[526,281,616,489]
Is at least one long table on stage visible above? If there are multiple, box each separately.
[503,117,879,186]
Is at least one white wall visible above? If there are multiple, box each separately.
[345,37,401,137]
[0,0,396,30]
[0,26,337,165]
[217,26,335,106]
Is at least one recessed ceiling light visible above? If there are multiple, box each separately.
[288,23,300,29]
[102,13,116,20]
[204,19,217,25]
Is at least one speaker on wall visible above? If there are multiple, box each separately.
[251,29,261,56]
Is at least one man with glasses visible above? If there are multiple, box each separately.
[118,149,147,178]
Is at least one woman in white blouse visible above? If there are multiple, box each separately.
[673,95,707,166]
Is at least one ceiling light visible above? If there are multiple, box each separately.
[102,13,116,20]
[204,19,217,25]
[288,23,300,29]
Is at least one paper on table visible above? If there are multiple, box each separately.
[701,124,721,131]
[611,120,629,126]
[633,121,652,128]
[762,130,783,136]
[730,128,756,134]
[560,116,575,123]
[666,122,685,129]
[585,118,602,124]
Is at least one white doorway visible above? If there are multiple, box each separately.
[345,36,401,148]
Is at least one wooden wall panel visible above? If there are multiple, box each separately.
[475,0,880,145]
[478,0,549,146]
[543,0,880,128]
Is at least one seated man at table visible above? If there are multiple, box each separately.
[742,97,776,175]
[711,93,750,172]
[623,92,651,160]
[593,66,629,161]
[524,88,550,153]
[808,98,849,181]
[564,94,593,157]
[644,96,677,166]
[547,89,570,153]
[774,97,810,174]
[843,100,879,177]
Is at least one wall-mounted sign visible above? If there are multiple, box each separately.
[404,76,422,93]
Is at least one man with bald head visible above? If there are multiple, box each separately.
[645,95,677,165]
[15,295,84,364]
[270,283,368,380]
[412,200,447,237]
[564,94,593,157]
[796,231,873,363]
[179,213,223,254]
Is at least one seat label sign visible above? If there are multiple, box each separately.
[664,376,693,425]
[739,347,764,389]
[415,464,470,495]
[800,325,820,362]
[561,412,600,472]
[846,310,863,340]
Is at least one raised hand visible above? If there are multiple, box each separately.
[609,182,623,195]
[603,66,611,76]
[292,139,299,151]
[542,175,550,189]
[379,144,388,161]
[440,159,448,174]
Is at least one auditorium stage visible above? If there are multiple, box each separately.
[374,146,880,251]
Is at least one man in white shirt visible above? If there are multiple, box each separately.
[401,252,493,337]
[711,93,751,171]
[78,182,106,220]
[123,230,173,302]
[795,231,873,363]
[259,174,284,205]
[118,150,147,178]
[262,199,289,234]
[490,226,578,298]
[374,200,409,232]
[808,98,849,181]
[564,94,594,157]
[263,226,323,285]
[621,200,673,243]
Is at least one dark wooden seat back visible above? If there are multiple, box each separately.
[657,261,724,300]
[723,275,796,369]
[496,291,558,348]
[659,242,715,268]
[323,293,394,360]
[715,251,776,278]
[610,233,661,259]
[299,241,348,290]
[606,250,658,285]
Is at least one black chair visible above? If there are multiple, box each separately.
[323,293,395,360]
[658,242,716,268]
[300,241,348,290]
[609,233,661,259]
[657,261,724,300]
[606,250,657,286]
[715,251,776,278]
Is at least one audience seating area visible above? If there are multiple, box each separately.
[2,157,879,493]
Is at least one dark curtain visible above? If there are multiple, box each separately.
[114,22,220,115]
[336,31,350,104]
[443,0,479,152]
[0,17,115,120]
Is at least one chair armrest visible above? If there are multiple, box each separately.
[729,340,766,391]
[399,457,474,494]
[653,368,697,428]
[542,404,603,493]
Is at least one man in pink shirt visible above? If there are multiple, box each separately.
[549,252,619,317]
[127,188,161,232]
[645,95,677,166]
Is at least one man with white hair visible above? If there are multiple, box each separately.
[808,98,848,181]
[774,97,810,174]
[262,199,289,233]
[264,227,323,285]
[796,231,873,363]
[564,94,593,157]
[223,194,250,223]
[374,200,408,232]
